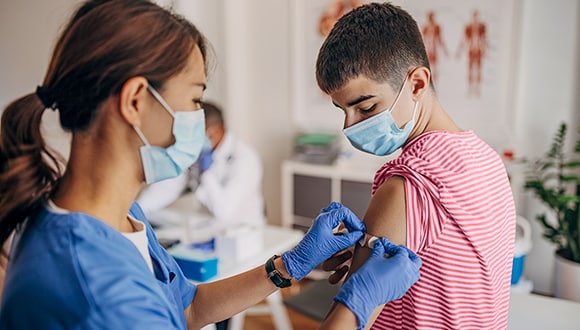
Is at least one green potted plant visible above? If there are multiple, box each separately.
[524,122,580,301]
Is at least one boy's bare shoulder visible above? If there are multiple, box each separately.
[363,175,407,246]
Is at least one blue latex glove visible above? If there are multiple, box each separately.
[334,238,422,330]
[198,149,213,172]
[282,202,365,280]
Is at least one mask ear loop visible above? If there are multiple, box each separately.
[133,126,151,146]
[388,66,420,112]
[141,85,178,147]
[390,71,420,130]
[410,100,419,122]
[147,85,176,118]
[387,78,408,114]
[407,66,423,120]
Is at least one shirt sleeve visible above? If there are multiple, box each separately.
[374,163,448,253]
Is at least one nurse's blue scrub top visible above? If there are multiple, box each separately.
[0,202,196,329]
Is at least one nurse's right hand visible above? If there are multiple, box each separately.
[334,238,422,330]
[281,202,365,280]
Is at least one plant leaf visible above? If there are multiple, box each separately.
[564,160,580,168]
[560,175,580,183]
[523,122,580,258]
[557,195,580,207]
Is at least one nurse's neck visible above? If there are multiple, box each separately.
[52,134,142,233]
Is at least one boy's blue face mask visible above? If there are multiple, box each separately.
[134,85,205,184]
[343,76,418,156]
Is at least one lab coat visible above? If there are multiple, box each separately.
[138,132,265,227]
[0,203,195,329]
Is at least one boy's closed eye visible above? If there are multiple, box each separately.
[359,104,376,113]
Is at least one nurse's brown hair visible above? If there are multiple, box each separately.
[0,0,209,249]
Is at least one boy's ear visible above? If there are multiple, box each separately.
[409,66,431,100]
[118,76,150,127]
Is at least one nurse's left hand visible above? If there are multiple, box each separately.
[198,149,213,172]
[282,202,365,280]
[334,238,422,330]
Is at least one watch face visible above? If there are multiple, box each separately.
[273,274,291,288]
[266,256,292,288]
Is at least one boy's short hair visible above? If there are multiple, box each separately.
[316,2,430,94]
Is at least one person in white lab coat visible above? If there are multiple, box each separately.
[137,101,265,228]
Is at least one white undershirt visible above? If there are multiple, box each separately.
[47,200,154,273]
[122,216,154,273]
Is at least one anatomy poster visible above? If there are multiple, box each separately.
[292,0,520,150]
[395,0,521,149]
[291,0,368,133]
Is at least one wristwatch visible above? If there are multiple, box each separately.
[265,255,292,288]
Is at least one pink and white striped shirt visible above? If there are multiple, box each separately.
[371,130,516,329]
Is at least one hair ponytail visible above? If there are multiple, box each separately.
[0,94,64,250]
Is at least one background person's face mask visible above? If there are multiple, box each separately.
[343,76,418,156]
[133,85,205,184]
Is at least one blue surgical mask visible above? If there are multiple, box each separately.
[134,85,206,184]
[343,77,419,156]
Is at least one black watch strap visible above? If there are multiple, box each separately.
[266,255,292,288]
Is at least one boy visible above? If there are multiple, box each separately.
[317,3,516,329]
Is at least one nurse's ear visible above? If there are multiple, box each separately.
[118,76,150,127]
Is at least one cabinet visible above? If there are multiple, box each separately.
[281,159,394,230]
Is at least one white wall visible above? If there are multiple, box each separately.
[0,0,75,105]
[173,0,225,104]
[0,0,76,158]
[513,0,580,295]
[226,0,294,227]
[1,0,579,295]
[174,0,294,226]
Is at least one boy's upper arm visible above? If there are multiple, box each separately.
[343,175,407,327]
[363,175,407,246]
[349,175,407,276]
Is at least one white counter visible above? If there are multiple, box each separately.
[508,293,580,329]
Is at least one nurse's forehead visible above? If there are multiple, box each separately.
[175,46,207,89]
[168,67,206,92]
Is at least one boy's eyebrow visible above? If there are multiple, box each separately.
[346,94,375,107]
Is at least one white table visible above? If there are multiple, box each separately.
[206,225,303,330]
[174,225,302,330]
[151,205,303,330]
[508,293,580,329]
[209,225,304,280]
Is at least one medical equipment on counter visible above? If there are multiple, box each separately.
[215,225,264,266]
[169,244,219,282]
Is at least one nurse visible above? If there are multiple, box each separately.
[0,1,421,329]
